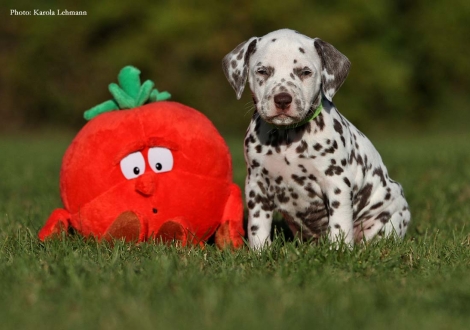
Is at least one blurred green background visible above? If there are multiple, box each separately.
[1,0,469,135]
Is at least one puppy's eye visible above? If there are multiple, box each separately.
[294,67,313,79]
[257,68,268,76]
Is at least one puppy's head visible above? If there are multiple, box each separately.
[223,29,350,126]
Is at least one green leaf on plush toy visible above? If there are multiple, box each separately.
[150,89,171,102]
[83,65,171,120]
[109,83,137,109]
[136,80,156,106]
[118,66,141,98]
[83,100,119,121]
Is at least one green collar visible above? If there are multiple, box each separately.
[268,103,323,130]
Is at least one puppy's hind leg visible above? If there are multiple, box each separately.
[382,207,411,239]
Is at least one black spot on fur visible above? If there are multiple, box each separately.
[377,211,391,224]
[334,188,341,194]
[253,211,260,218]
[325,164,344,176]
[299,47,305,53]
[257,181,267,195]
[313,143,322,151]
[275,176,283,184]
[298,164,307,173]
[343,177,351,187]
[245,134,256,147]
[304,184,317,198]
[277,191,290,203]
[236,48,244,60]
[247,200,255,209]
[292,174,306,185]
[272,38,277,42]
[231,72,240,86]
[348,150,356,165]
[333,119,343,134]
[296,140,308,153]
[252,160,260,168]
[304,175,314,182]
[255,194,275,212]
[255,144,263,153]
[331,201,340,208]
[352,183,372,218]
[373,167,387,187]
[250,225,259,231]
[370,202,383,210]
[313,113,325,131]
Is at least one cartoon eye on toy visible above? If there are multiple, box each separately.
[148,147,173,173]
[120,151,146,179]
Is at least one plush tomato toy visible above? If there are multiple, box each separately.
[38,66,244,248]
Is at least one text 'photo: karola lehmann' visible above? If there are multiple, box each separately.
[10,9,87,16]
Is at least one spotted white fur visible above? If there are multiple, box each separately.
[222,29,410,249]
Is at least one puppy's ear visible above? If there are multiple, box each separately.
[313,38,351,101]
[222,37,258,100]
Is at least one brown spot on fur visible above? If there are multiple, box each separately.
[296,140,308,153]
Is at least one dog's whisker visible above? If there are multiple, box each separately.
[243,102,256,117]
[244,101,253,109]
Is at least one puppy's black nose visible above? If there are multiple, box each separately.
[274,92,292,110]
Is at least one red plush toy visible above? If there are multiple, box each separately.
[39,66,245,248]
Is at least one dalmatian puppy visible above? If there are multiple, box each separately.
[222,29,410,249]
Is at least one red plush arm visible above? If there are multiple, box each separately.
[38,208,71,241]
[215,184,245,249]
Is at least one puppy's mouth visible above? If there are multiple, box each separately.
[264,114,302,126]
[263,106,315,127]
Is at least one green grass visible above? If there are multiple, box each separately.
[1,130,470,330]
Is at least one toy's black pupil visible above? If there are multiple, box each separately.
[155,163,162,171]
[133,167,140,175]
